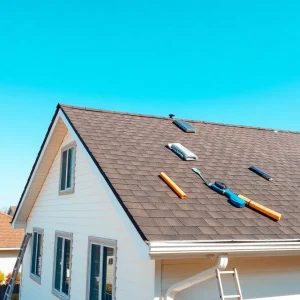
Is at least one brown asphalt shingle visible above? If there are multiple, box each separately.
[0,213,24,248]
[60,104,300,241]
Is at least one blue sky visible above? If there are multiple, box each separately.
[1,0,300,208]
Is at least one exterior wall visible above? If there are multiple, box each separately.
[20,131,155,300]
[0,250,19,276]
[159,255,300,300]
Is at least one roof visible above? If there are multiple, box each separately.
[59,104,300,242]
[0,212,24,248]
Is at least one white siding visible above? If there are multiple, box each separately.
[20,131,155,300]
[0,250,19,276]
[160,256,300,300]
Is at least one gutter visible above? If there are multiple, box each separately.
[0,248,20,251]
[149,240,300,258]
[165,255,228,300]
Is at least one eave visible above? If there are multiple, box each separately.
[148,239,300,259]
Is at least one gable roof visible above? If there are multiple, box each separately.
[58,104,300,241]
[0,212,24,249]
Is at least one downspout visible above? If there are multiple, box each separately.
[165,255,228,300]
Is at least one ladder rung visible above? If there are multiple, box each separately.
[224,295,241,299]
[219,271,235,274]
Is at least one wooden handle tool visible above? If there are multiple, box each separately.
[238,194,281,221]
[160,172,187,199]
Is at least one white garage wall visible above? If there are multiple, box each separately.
[0,250,19,276]
[20,130,155,300]
[160,256,300,300]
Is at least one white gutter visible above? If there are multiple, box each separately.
[165,255,228,300]
[149,240,300,258]
[0,248,20,251]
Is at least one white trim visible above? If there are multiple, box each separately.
[12,114,62,229]
[30,227,44,284]
[149,240,300,258]
[59,141,76,195]
[0,248,20,251]
[52,231,73,300]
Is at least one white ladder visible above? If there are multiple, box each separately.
[216,268,243,300]
[4,233,32,300]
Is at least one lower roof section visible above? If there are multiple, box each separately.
[148,239,300,258]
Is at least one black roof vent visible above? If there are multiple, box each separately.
[169,114,175,119]
[173,119,196,133]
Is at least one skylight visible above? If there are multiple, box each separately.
[173,120,196,133]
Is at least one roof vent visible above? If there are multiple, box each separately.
[169,114,175,119]
[173,119,196,133]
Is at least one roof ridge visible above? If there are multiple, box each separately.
[59,103,300,134]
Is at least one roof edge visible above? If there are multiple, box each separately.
[59,103,300,134]
[149,239,300,258]
[12,104,61,225]
[59,105,148,242]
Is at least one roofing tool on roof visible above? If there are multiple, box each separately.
[160,172,187,199]
[168,143,198,160]
[238,195,281,221]
[192,168,246,208]
[249,166,273,181]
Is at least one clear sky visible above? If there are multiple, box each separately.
[0,0,300,208]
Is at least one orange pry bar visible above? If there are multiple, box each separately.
[160,172,187,199]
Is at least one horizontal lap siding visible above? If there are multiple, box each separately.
[161,256,300,300]
[21,132,154,300]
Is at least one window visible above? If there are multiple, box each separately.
[53,232,73,299]
[30,228,44,283]
[60,142,76,193]
[87,237,117,300]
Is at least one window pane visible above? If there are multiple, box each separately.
[89,244,101,300]
[36,234,43,276]
[31,232,37,274]
[66,148,75,189]
[62,239,71,296]
[102,247,114,300]
[55,237,63,291]
[60,150,68,190]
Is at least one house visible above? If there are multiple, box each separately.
[12,103,300,300]
[0,212,24,276]
[7,206,17,217]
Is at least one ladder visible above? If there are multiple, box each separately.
[216,268,243,300]
[4,233,32,300]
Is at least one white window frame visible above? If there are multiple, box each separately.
[59,142,76,195]
[52,231,73,300]
[30,227,44,284]
[86,237,117,300]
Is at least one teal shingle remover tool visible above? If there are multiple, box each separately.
[192,168,246,208]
